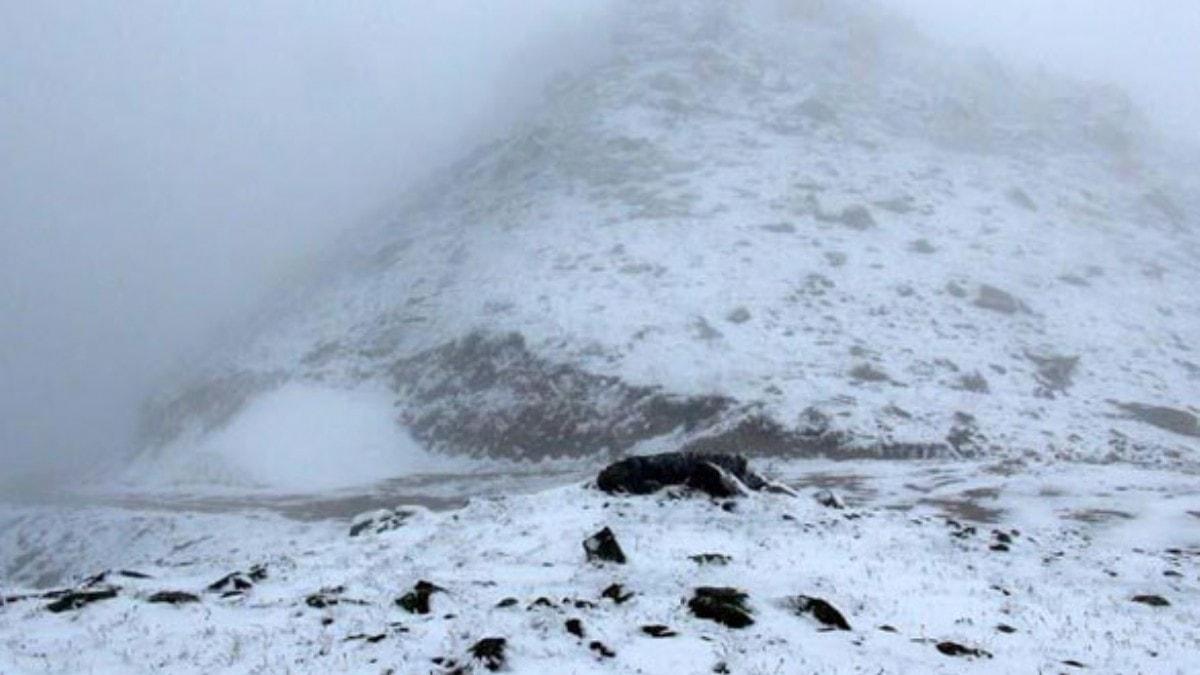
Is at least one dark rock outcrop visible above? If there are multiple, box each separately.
[642,624,678,638]
[1131,594,1170,607]
[349,508,417,537]
[45,588,118,613]
[583,527,627,564]
[391,332,733,460]
[688,587,754,629]
[601,583,634,604]
[596,452,766,497]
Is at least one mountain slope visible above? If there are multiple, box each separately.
[134,0,1200,488]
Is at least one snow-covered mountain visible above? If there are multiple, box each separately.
[130,0,1198,489]
[3,4,1199,671]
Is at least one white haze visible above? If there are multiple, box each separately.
[0,0,612,488]
[1,1,1196,490]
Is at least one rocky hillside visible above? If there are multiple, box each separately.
[134,0,1200,486]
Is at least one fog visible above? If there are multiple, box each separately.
[0,0,612,487]
[1,1,1197,490]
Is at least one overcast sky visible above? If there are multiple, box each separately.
[1,1,1197,488]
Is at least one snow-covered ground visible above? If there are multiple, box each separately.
[2,459,1198,673]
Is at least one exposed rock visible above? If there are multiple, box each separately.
[45,588,118,613]
[391,332,733,460]
[726,307,752,324]
[688,587,754,629]
[1112,402,1199,438]
[813,489,845,509]
[849,363,890,383]
[1131,594,1170,607]
[565,618,585,638]
[343,633,386,644]
[974,284,1027,314]
[936,641,992,658]
[1026,352,1079,397]
[1006,187,1038,211]
[589,641,617,658]
[996,624,1017,634]
[596,451,767,497]
[349,507,418,537]
[601,583,634,604]
[789,595,851,630]
[396,580,444,614]
[495,597,519,608]
[469,637,507,672]
[583,527,627,564]
[642,624,678,638]
[689,553,732,565]
[147,591,200,605]
[206,564,267,595]
[954,372,990,394]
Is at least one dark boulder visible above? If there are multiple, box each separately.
[147,591,200,605]
[45,588,118,613]
[936,641,992,658]
[583,527,627,564]
[469,637,507,672]
[1131,594,1170,607]
[601,583,634,604]
[688,587,754,629]
[396,580,445,614]
[596,452,768,497]
[642,624,678,638]
[789,595,851,631]
[589,641,616,658]
[349,507,417,537]
[565,618,585,638]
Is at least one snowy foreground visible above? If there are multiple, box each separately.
[2,459,1198,673]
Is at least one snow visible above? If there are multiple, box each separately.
[2,459,1198,673]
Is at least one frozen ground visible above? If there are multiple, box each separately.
[2,458,1198,673]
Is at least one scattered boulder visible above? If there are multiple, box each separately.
[1131,594,1170,607]
[147,591,200,605]
[936,641,992,659]
[306,586,364,609]
[396,581,445,614]
[689,553,732,566]
[596,452,768,498]
[469,637,507,672]
[601,583,634,604]
[1026,352,1079,397]
[642,624,678,638]
[565,618,585,638]
[974,284,1027,314]
[583,527,627,564]
[207,564,267,595]
[589,641,617,658]
[495,597,519,608]
[688,587,754,629]
[45,588,118,613]
[789,595,851,631]
[344,632,386,644]
[996,624,1017,634]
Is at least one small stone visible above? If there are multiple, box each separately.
[688,587,754,629]
[589,641,616,658]
[642,624,677,638]
[1131,594,1170,607]
[936,641,992,658]
[565,618,585,638]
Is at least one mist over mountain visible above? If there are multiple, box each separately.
[109,0,1200,491]
[2,3,1199,672]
